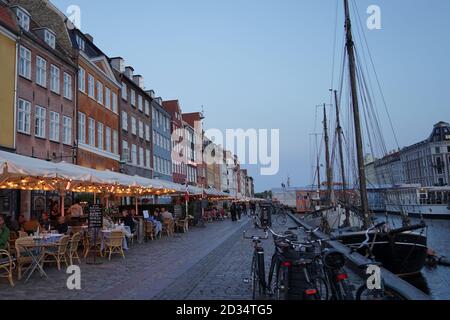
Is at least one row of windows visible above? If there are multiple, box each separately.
[77,112,118,154]
[15,8,56,49]
[78,67,118,113]
[121,112,151,142]
[17,99,72,145]
[121,83,151,116]
[154,131,170,151]
[153,107,170,133]
[19,46,73,100]
[121,141,151,169]
[154,156,171,176]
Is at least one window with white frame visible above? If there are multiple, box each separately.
[139,120,144,139]
[105,126,111,152]
[36,56,47,87]
[121,82,127,100]
[78,112,86,143]
[131,116,137,135]
[113,130,118,155]
[44,30,56,49]
[130,90,136,107]
[105,87,111,109]
[145,125,150,142]
[49,111,60,142]
[152,107,156,121]
[19,46,31,79]
[138,95,143,111]
[17,99,31,134]
[131,144,137,165]
[112,92,118,113]
[139,147,144,167]
[146,149,151,169]
[153,131,156,144]
[97,81,103,104]
[62,116,72,145]
[78,67,86,92]
[122,140,129,162]
[63,73,72,100]
[50,65,60,94]
[16,8,30,31]
[153,156,157,172]
[97,122,104,150]
[88,118,95,146]
[88,74,95,98]
[121,111,128,131]
[76,34,85,51]
[35,106,46,138]
[145,100,150,116]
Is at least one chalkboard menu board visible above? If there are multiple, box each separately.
[174,205,182,218]
[88,205,103,229]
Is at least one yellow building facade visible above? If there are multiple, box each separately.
[0,20,18,150]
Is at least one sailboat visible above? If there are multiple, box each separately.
[302,0,428,276]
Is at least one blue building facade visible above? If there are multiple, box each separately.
[150,94,173,182]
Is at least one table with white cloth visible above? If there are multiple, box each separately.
[100,226,130,251]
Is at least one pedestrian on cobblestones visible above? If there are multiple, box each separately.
[230,203,237,222]
[237,205,242,221]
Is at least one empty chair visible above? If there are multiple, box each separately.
[42,235,70,271]
[103,231,125,260]
[67,232,82,266]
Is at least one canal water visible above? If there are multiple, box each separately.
[380,214,450,300]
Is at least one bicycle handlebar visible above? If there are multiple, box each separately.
[243,231,269,241]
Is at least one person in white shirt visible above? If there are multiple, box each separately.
[161,208,174,220]
[69,202,83,218]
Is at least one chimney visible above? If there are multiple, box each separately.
[145,90,156,99]
[110,57,125,73]
[84,33,94,42]
[125,66,134,79]
[155,97,163,105]
[133,75,145,89]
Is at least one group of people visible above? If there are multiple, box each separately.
[229,202,258,222]
[144,207,174,237]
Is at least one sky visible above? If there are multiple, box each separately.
[52,0,450,192]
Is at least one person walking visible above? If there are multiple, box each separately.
[230,203,237,222]
[237,204,242,221]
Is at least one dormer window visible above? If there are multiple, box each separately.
[44,29,56,49]
[76,34,85,51]
[16,7,30,31]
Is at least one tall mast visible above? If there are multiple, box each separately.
[323,104,333,205]
[343,0,371,228]
[334,89,351,226]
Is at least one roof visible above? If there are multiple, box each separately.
[0,4,19,35]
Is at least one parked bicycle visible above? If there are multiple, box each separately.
[243,230,269,299]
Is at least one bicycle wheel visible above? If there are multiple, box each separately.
[356,284,407,300]
[276,214,287,226]
[276,266,289,300]
[313,276,329,300]
[251,255,259,300]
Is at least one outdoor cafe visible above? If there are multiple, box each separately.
[0,150,253,287]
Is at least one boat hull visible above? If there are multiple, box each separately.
[339,231,428,276]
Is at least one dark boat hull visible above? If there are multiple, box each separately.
[339,231,428,276]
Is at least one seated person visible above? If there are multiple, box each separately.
[102,215,115,229]
[18,215,26,231]
[122,210,136,233]
[0,215,10,250]
[55,216,68,234]
[68,202,84,218]
[153,209,162,222]
[23,214,41,234]
[40,212,52,231]
[161,208,174,220]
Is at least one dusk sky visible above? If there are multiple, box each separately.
[52,0,450,192]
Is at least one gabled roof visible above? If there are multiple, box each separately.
[0,3,19,35]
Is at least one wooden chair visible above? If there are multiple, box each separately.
[103,231,125,260]
[15,237,35,281]
[8,231,18,255]
[162,218,174,237]
[18,231,28,238]
[67,232,81,266]
[0,249,15,287]
[83,230,102,259]
[175,218,189,233]
[42,235,70,271]
[144,221,155,241]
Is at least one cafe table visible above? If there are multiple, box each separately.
[21,234,64,283]
[100,226,130,251]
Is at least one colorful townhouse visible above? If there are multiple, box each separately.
[111,57,153,178]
